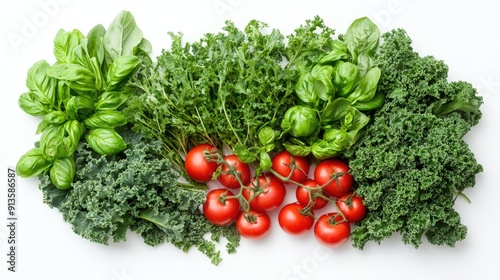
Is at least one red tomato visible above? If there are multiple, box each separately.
[271,150,310,183]
[278,202,315,235]
[185,143,219,182]
[314,159,353,197]
[314,212,350,247]
[296,179,329,210]
[242,174,286,212]
[217,154,251,189]
[203,189,240,226]
[235,210,271,240]
[336,192,367,223]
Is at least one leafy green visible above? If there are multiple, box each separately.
[38,128,239,264]
[279,17,383,160]
[17,11,150,188]
[125,20,299,173]
[344,29,483,249]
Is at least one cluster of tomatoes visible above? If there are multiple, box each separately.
[184,143,367,247]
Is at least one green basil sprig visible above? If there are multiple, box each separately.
[17,11,150,189]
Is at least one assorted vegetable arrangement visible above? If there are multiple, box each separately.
[15,11,483,264]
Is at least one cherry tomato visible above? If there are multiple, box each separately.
[185,143,219,182]
[235,210,271,240]
[278,202,315,235]
[296,179,329,210]
[217,154,251,189]
[314,159,353,197]
[314,212,350,247]
[203,189,240,226]
[242,174,286,212]
[336,192,367,223]
[272,150,310,183]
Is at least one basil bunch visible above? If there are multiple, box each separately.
[16,11,150,189]
[281,17,383,160]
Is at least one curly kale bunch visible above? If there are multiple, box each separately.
[38,128,239,265]
[345,29,483,249]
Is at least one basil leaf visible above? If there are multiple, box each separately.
[259,151,272,171]
[311,65,335,101]
[347,67,381,103]
[47,63,96,94]
[18,92,50,116]
[343,17,380,61]
[49,156,75,190]
[281,105,319,138]
[341,107,370,133]
[104,11,143,61]
[66,95,95,120]
[64,120,85,152]
[94,91,128,111]
[333,61,360,97]
[258,126,277,146]
[84,111,127,129]
[318,40,349,64]
[55,80,71,111]
[40,124,73,159]
[86,24,106,66]
[320,98,352,126]
[26,60,57,107]
[353,91,384,111]
[311,139,341,160]
[106,55,141,91]
[86,128,127,155]
[283,142,311,157]
[16,148,52,178]
[53,29,82,64]
[234,145,258,164]
[295,73,319,107]
[36,111,69,134]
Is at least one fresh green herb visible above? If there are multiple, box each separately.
[125,20,299,173]
[16,11,150,189]
[280,17,384,160]
[344,29,483,249]
[38,127,239,265]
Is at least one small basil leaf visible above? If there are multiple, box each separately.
[259,151,272,171]
[353,91,385,111]
[94,91,128,111]
[234,145,258,164]
[320,98,352,126]
[318,40,349,64]
[106,55,141,91]
[84,111,127,129]
[333,61,360,97]
[86,128,127,155]
[18,92,50,116]
[47,63,96,94]
[86,24,106,66]
[53,29,82,64]
[283,142,311,157]
[40,124,73,160]
[343,17,380,61]
[295,73,319,107]
[26,60,57,107]
[281,105,319,138]
[104,11,143,61]
[36,111,69,134]
[49,156,76,190]
[258,126,277,147]
[16,148,52,178]
[66,95,95,120]
[347,67,381,103]
[311,139,341,160]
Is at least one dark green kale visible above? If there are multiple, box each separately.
[344,29,483,249]
[38,128,239,265]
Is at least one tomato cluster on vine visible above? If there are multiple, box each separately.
[185,143,367,246]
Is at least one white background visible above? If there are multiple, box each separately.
[1,0,500,280]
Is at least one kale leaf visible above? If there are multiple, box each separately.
[344,29,483,249]
[38,127,239,264]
